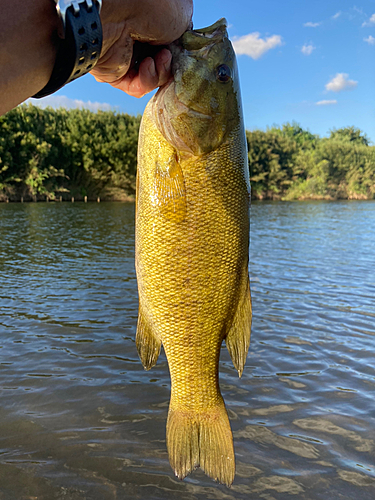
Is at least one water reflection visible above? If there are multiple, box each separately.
[235,425,320,458]
[0,201,375,499]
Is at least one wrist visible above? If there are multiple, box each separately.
[33,0,103,98]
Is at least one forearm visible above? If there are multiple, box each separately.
[0,0,193,115]
[0,0,59,116]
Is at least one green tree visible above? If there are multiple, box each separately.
[0,105,141,201]
[329,126,370,146]
[247,128,300,198]
[1,107,374,202]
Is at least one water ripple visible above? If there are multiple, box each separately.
[0,201,374,499]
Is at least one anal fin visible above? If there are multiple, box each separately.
[225,277,252,378]
[136,305,161,370]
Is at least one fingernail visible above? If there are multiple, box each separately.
[149,59,156,78]
[163,52,172,73]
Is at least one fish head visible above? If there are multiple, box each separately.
[153,19,242,156]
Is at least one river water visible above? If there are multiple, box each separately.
[0,201,374,500]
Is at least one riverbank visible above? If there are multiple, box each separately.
[1,106,374,202]
[251,189,375,201]
[0,191,135,203]
[2,192,373,202]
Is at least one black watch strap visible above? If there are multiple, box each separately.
[33,0,103,99]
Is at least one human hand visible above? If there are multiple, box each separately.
[90,0,193,98]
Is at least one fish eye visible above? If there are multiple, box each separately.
[216,64,232,83]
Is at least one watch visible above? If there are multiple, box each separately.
[33,0,103,99]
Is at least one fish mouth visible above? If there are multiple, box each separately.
[152,18,230,154]
[164,20,229,119]
[167,18,228,55]
[167,19,228,73]
[180,18,228,51]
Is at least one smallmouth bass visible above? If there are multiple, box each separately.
[135,18,252,486]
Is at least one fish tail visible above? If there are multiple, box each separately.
[166,400,235,486]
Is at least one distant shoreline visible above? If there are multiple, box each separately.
[251,192,374,201]
[1,106,374,204]
[1,194,374,203]
[0,194,136,203]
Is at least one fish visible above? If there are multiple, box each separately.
[135,18,252,486]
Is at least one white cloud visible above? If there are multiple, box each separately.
[232,32,283,59]
[362,14,375,26]
[301,44,315,55]
[25,95,115,112]
[325,73,358,92]
[316,100,337,106]
[364,35,375,45]
[304,22,321,28]
[332,11,341,20]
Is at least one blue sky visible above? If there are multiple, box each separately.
[29,1,375,141]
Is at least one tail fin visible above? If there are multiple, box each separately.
[166,401,235,486]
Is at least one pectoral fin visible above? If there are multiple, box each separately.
[136,305,161,370]
[153,149,186,223]
[225,277,252,378]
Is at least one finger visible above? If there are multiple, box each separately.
[127,57,159,98]
[110,58,155,98]
[90,27,134,83]
[154,49,172,87]
[111,51,172,98]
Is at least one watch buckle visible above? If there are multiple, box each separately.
[56,0,102,34]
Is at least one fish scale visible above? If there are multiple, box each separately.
[135,18,252,486]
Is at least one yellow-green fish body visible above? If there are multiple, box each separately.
[135,19,252,486]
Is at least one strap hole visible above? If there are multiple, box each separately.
[80,43,88,52]
[91,22,98,30]
[78,27,85,35]
[79,57,85,65]
[86,64,93,70]
[92,38,99,45]
[91,52,97,60]
[74,70,81,76]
